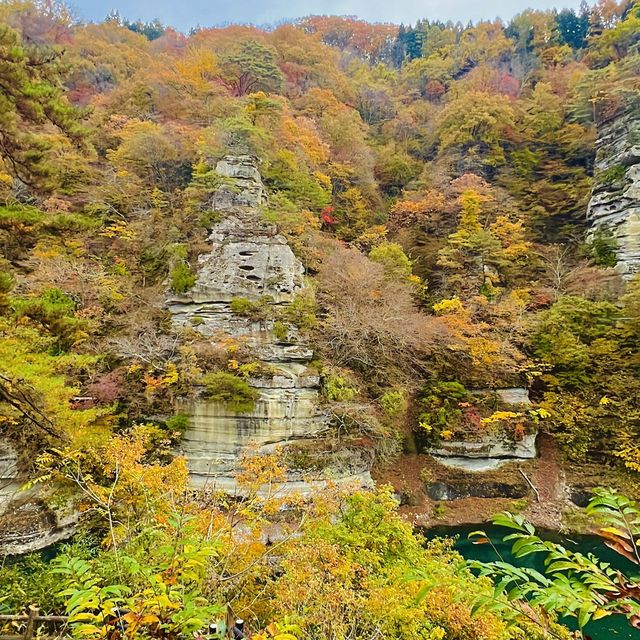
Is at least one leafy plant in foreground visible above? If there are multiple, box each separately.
[468,489,640,635]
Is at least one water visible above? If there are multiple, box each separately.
[425,524,640,639]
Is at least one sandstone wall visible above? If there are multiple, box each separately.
[587,108,640,277]
[168,155,373,493]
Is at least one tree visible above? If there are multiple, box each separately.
[315,242,451,386]
[106,119,193,192]
[436,91,515,167]
[219,40,284,97]
[0,23,86,189]
[124,18,165,41]
[269,488,522,640]
[556,8,590,48]
[368,241,413,280]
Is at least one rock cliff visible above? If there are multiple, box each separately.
[168,155,373,493]
[0,441,77,554]
[587,107,640,277]
[425,388,536,472]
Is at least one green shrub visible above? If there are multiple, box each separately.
[415,381,471,445]
[585,228,618,267]
[229,296,272,321]
[199,210,222,229]
[323,374,358,402]
[200,371,259,413]
[595,164,626,186]
[279,289,317,330]
[12,288,83,352]
[379,389,407,418]
[0,205,43,225]
[168,243,189,260]
[0,269,15,295]
[237,361,277,379]
[432,503,447,519]
[272,320,289,342]
[369,241,413,280]
[165,413,190,433]
[171,262,196,293]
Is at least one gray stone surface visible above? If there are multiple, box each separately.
[430,457,507,472]
[430,432,537,461]
[169,155,373,493]
[426,479,529,501]
[211,155,267,210]
[587,108,640,277]
[495,388,530,405]
[0,440,77,554]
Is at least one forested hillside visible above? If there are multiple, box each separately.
[0,0,640,637]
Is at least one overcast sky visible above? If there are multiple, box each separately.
[70,0,585,32]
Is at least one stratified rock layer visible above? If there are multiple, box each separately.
[587,108,640,277]
[168,155,372,493]
[427,388,536,472]
[0,440,77,554]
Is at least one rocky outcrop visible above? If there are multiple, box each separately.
[427,388,536,472]
[587,108,640,277]
[168,155,372,493]
[0,441,77,555]
[426,479,529,501]
[430,432,537,472]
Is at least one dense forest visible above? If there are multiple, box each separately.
[0,0,640,638]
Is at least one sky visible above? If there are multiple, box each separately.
[70,0,585,32]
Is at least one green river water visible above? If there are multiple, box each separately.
[425,524,640,639]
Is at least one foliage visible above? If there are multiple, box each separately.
[229,296,273,322]
[277,289,317,331]
[268,488,520,640]
[468,489,640,633]
[368,241,412,280]
[170,262,196,293]
[0,23,87,190]
[199,371,259,412]
[315,243,451,388]
[379,389,407,418]
[219,40,284,96]
[52,518,221,639]
[322,372,358,402]
[585,228,618,267]
[1,4,640,639]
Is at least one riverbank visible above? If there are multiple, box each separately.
[375,435,638,534]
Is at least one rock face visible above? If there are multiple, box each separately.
[168,155,373,493]
[430,432,537,472]
[428,388,536,472]
[426,478,529,501]
[587,108,640,277]
[0,440,77,555]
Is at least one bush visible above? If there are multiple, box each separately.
[165,413,190,433]
[379,389,407,418]
[171,262,196,293]
[585,228,618,268]
[12,288,84,352]
[323,373,358,402]
[0,269,15,295]
[272,320,289,341]
[368,241,413,280]
[279,289,317,330]
[229,296,273,321]
[200,371,259,413]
